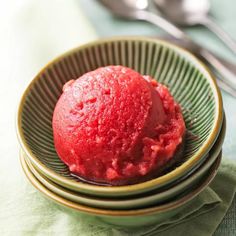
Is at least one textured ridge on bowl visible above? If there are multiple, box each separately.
[17,37,223,196]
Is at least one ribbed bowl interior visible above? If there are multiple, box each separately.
[19,38,220,182]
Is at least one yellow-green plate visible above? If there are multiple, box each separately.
[20,150,221,227]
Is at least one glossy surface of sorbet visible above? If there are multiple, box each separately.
[53,66,185,185]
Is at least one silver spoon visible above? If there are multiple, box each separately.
[99,0,236,96]
[154,0,236,55]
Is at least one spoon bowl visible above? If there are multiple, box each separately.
[154,0,210,25]
[100,0,144,19]
[154,0,236,54]
[125,0,149,10]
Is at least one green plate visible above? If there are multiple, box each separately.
[22,115,225,210]
[17,37,223,197]
[20,150,221,227]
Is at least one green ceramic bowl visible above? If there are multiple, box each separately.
[22,115,225,210]
[17,37,223,197]
[20,150,221,227]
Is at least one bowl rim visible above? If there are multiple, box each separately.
[20,149,221,216]
[16,36,223,194]
[22,115,225,209]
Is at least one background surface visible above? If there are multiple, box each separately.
[0,0,235,235]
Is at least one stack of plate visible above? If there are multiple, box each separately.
[17,37,225,227]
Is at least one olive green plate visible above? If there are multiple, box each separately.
[20,150,221,227]
[17,37,223,197]
[22,115,225,210]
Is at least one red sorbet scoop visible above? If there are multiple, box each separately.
[53,66,185,185]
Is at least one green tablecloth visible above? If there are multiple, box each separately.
[0,0,235,235]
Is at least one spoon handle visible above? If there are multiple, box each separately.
[159,35,236,75]
[199,48,236,87]
[138,10,186,39]
[139,10,236,92]
[202,17,236,55]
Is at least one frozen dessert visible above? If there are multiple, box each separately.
[52,66,185,185]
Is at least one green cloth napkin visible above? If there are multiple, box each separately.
[0,159,235,236]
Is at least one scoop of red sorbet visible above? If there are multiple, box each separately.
[53,66,185,185]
